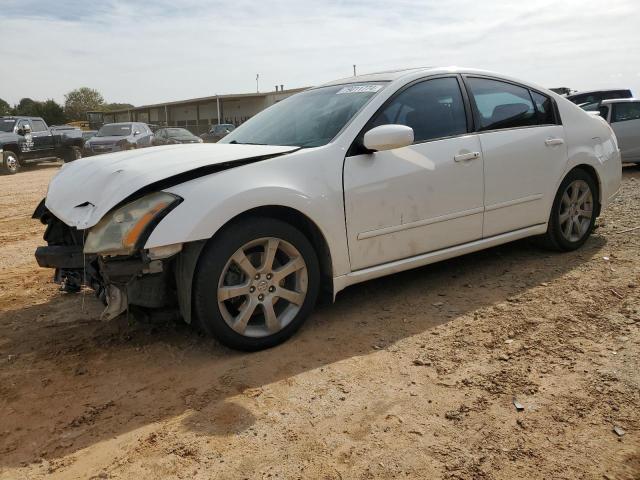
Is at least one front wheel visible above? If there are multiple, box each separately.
[62,146,82,163]
[193,218,320,351]
[542,169,597,251]
[1,150,20,175]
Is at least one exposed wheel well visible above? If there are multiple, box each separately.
[570,164,601,217]
[225,206,334,303]
[2,145,20,157]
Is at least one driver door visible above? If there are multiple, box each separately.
[344,76,485,270]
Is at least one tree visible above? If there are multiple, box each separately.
[35,99,66,125]
[15,98,39,116]
[0,98,12,116]
[64,87,104,121]
[104,102,135,112]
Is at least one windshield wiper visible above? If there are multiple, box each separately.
[227,140,268,145]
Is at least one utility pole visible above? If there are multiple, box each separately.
[353,64,356,76]
[256,74,260,93]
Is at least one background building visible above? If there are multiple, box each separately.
[102,86,307,134]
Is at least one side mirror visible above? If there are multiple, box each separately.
[363,124,414,152]
[133,130,141,136]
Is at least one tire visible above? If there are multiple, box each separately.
[193,217,320,351]
[62,146,82,163]
[541,168,598,251]
[1,150,20,175]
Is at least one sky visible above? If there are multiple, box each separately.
[1,0,639,107]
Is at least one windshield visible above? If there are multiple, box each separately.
[97,124,132,137]
[166,128,194,137]
[220,83,386,147]
[0,118,16,132]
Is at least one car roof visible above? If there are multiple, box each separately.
[567,88,631,98]
[601,97,639,105]
[317,66,551,93]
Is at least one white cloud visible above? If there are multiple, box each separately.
[1,0,639,106]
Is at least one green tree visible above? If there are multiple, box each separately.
[64,87,105,121]
[35,99,66,125]
[15,98,39,116]
[104,102,134,111]
[0,98,12,116]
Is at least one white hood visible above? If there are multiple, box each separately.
[45,143,298,229]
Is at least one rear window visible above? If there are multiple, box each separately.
[569,90,632,105]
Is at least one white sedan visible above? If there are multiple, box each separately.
[35,67,621,350]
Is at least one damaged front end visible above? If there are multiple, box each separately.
[33,193,198,321]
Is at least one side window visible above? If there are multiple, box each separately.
[17,119,31,132]
[612,102,640,123]
[31,120,47,132]
[466,77,536,131]
[530,91,557,124]
[369,77,467,142]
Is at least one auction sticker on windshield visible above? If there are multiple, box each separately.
[336,85,384,94]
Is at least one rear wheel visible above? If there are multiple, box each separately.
[193,218,320,351]
[542,169,597,251]
[1,150,20,175]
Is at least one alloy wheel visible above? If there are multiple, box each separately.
[559,179,593,242]
[217,237,308,338]
[6,154,18,171]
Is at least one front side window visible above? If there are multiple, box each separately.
[17,119,31,132]
[467,78,536,131]
[612,102,640,123]
[368,77,468,142]
[220,83,386,147]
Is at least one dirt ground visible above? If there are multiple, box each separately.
[0,163,638,480]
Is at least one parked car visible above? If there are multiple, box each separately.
[200,123,235,143]
[566,88,632,105]
[0,116,83,174]
[582,99,640,163]
[83,122,153,156]
[34,67,621,351]
[153,127,203,145]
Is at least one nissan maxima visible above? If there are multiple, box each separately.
[34,67,621,350]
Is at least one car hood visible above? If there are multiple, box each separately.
[0,132,18,142]
[45,143,298,229]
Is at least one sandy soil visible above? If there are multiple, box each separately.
[0,164,638,480]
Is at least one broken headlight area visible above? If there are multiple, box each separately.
[84,192,182,256]
[33,194,186,321]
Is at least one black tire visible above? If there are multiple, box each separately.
[541,168,598,251]
[62,146,82,163]
[1,150,20,175]
[193,217,320,351]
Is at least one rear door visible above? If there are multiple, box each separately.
[30,119,55,155]
[463,76,568,237]
[610,101,640,162]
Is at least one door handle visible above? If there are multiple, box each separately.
[545,138,564,146]
[454,151,480,162]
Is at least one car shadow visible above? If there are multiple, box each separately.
[0,233,607,467]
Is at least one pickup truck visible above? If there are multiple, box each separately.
[0,116,84,174]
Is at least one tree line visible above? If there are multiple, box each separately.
[0,88,134,126]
